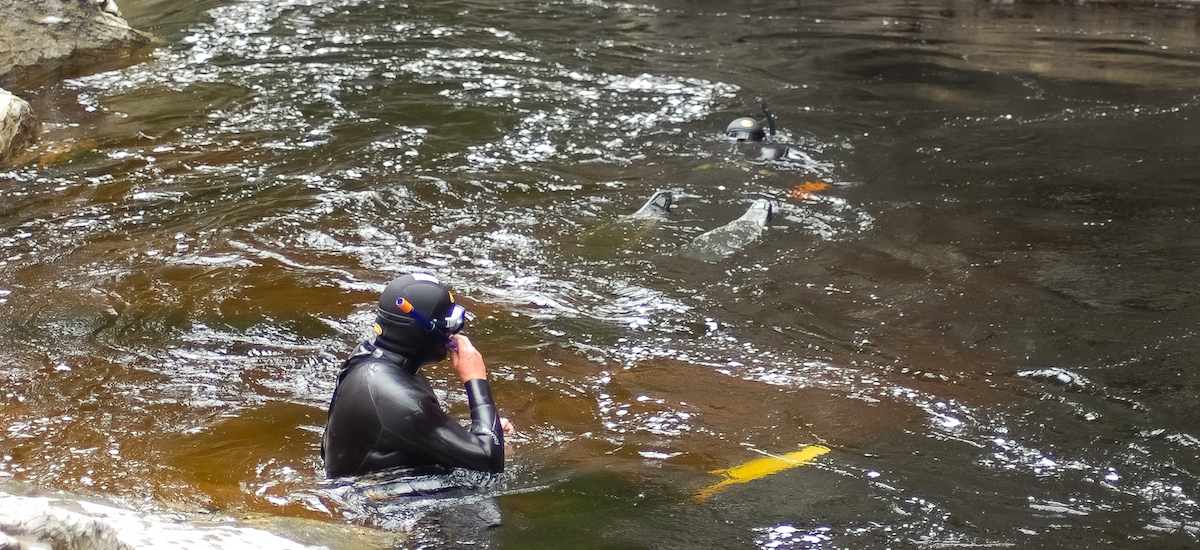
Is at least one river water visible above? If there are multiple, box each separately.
[3,0,1200,547]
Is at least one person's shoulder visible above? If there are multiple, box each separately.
[340,354,398,384]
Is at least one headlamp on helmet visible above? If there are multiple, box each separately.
[725,117,766,142]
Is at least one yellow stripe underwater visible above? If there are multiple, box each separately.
[693,444,832,502]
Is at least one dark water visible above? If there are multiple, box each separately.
[4,0,1200,547]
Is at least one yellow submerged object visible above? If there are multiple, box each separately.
[693,445,832,502]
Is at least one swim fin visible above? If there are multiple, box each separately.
[578,190,674,257]
[680,199,773,262]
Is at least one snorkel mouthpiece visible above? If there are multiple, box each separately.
[396,297,427,326]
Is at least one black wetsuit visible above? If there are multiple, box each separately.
[322,341,504,478]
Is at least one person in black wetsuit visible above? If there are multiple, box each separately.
[323,273,513,478]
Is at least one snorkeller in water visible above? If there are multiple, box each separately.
[723,99,805,162]
[584,101,835,261]
[681,100,834,259]
[323,273,514,478]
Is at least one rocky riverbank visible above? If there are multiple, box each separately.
[0,490,324,550]
[0,91,35,163]
[0,481,405,550]
[0,0,151,162]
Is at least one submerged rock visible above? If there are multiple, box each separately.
[0,0,151,88]
[0,491,329,550]
[0,90,36,162]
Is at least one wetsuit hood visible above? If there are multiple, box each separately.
[372,273,455,366]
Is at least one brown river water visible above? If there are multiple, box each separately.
[3,0,1200,548]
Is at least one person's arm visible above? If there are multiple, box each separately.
[462,377,505,472]
[365,335,510,473]
[370,362,506,474]
[446,335,505,472]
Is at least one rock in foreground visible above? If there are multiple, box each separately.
[0,0,151,88]
[0,491,329,550]
[0,90,35,162]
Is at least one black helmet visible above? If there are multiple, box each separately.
[725,117,766,142]
[373,273,466,364]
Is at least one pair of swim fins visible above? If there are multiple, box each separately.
[580,190,772,262]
